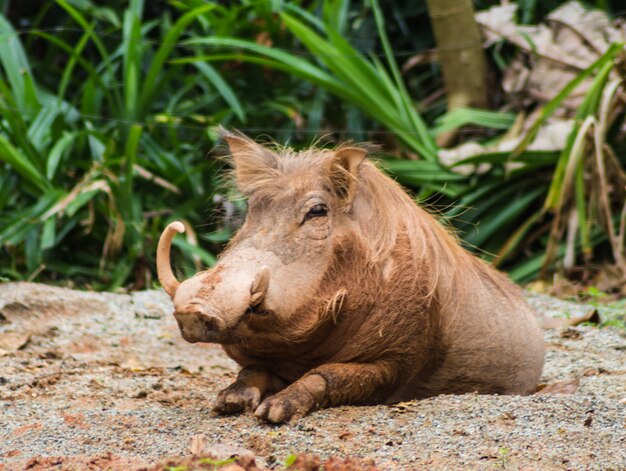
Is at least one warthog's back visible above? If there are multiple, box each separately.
[388,259,545,402]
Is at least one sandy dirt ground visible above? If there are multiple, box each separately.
[0,282,625,470]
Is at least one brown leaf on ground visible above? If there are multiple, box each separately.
[190,434,205,455]
[120,356,148,371]
[285,454,380,471]
[0,331,30,356]
[146,454,264,471]
[287,454,321,470]
[536,378,580,395]
[323,457,380,471]
[539,309,600,329]
[22,453,145,471]
[560,328,583,340]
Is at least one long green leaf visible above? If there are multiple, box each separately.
[544,57,616,210]
[0,190,63,244]
[433,108,517,136]
[371,0,437,158]
[47,131,78,179]
[0,13,40,111]
[181,38,348,94]
[55,0,123,112]
[139,4,215,116]
[56,25,91,101]
[122,9,142,121]
[465,186,545,247]
[192,62,245,122]
[0,135,49,192]
[28,106,61,153]
[31,30,118,110]
[173,237,217,267]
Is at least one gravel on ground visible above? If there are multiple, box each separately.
[0,282,624,470]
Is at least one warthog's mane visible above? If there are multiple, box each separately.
[223,134,519,314]
[351,156,479,311]
[283,145,512,311]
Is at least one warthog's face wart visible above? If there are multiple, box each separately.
[156,130,366,345]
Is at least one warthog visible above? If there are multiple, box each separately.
[156,130,545,423]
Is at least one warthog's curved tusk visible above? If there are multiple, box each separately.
[157,221,185,298]
[250,266,270,307]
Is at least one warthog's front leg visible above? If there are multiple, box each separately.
[214,366,286,415]
[254,362,397,423]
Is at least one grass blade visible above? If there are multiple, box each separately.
[139,4,216,116]
[122,9,142,121]
[0,135,49,192]
[192,62,245,122]
[371,0,437,158]
[0,13,40,110]
[433,108,517,136]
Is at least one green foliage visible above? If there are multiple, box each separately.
[0,1,240,288]
[432,108,517,136]
[283,454,298,467]
[578,288,626,329]
[197,456,237,468]
[181,4,438,160]
[0,0,624,289]
[182,0,625,283]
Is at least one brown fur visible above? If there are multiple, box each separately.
[157,130,545,423]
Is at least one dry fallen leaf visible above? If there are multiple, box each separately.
[0,331,30,355]
[439,120,575,172]
[540,308,600,329]
[560,328,583,340]
[119,356,147,371]
[536,378,580,395]
[476,2,624,112]
[190,434,205,455]
[388,401,419,413]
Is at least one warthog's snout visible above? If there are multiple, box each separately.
[157,221,274,344]
[174,305,227,343]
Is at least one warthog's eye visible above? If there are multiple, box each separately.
[303,204,328,223]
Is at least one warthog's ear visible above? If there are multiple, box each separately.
[328,147,367,206]
[220,128,279,195]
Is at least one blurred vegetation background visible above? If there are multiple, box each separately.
[0,0,624,293]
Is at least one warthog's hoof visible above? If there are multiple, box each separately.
[213,382,262,415]
[254,385,317,424]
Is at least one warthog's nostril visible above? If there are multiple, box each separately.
[200,315,217,332]
[174,308,226,343]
